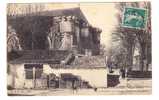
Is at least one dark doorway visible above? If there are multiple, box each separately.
[24,64,43,88]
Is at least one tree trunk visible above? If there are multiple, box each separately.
[140,43,146,71]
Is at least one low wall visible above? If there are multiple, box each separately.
[43,65,107,88]
[8,64,107,89]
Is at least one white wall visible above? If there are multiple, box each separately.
[43,65,107,87]
[8,64,26,89]
[8,64,108,89]
[8,64,35,89]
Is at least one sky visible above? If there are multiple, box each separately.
[45,3,118,49]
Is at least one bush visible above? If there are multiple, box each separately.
[7,85,14,90]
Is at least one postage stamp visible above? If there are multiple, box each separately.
[122,7,148,29]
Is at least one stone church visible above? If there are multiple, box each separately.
[7,7,102,56]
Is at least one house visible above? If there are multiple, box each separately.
[7,50,107,89]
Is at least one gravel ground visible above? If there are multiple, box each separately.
[8,87,151,96]
[8,79,152,96]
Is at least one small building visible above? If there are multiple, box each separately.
[7,50,107,89]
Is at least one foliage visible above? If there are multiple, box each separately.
[112,2,151,71]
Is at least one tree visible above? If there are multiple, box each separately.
[7,26,22,52]
[112,3,136,70]
[113,2,151,71]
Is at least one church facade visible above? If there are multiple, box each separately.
[7,7,102,56]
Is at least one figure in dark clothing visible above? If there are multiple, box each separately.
[72,80,78,93]
[108,61,113,73]
[120,68,125,78]
[94,87,98,92]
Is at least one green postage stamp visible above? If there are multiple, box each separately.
[122,7,148,29]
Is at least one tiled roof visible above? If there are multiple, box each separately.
[66,55,106,68]
[9,50,73,64]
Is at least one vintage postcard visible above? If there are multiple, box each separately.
[7,2,151,96]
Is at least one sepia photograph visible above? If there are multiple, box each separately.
[7,2,152,96]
